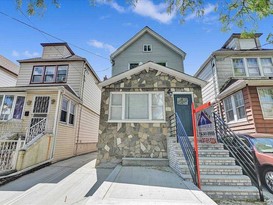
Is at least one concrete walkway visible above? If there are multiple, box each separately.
[0,153,217,205]
[87,165,217,205]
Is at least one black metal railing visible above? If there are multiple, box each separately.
[169,113,198,186]
[214,113,264,201]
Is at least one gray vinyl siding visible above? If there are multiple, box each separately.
[0,68,17,87]
[215,57,234,91]
[197,61,219,103]
[112,33,184,76]
[82,68,101,114]
[16,61,84,96]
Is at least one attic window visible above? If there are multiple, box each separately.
[143,44,152,52]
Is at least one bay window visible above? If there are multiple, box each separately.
[0,95,25,121]
[223,91,246,122]
[109,92,165,122]
[257,88,273,119]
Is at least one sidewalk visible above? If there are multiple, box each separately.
[87,165,217,205]
[0,153,217,205]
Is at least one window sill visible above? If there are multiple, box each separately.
[108,120,166,123]
[227,118,247,125]
[59,122,75,127]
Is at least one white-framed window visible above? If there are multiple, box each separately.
[143,44,152,52]
[223,91,246,123]
[232,57,273,77]
[257,88,273,119]
[0,94,25,121]
[60,97,76,125]
[261,58,273,76]
[109,92,165,122]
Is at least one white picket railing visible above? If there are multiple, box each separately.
[0,138,24,172]
[25,118,47,145]
[0,119,23,140]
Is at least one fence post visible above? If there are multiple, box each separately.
[12,137,22,170]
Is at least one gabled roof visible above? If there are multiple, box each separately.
[110,26,186,59]
[0,55,19,75]
[222,33,262,49]
[99,61,206,88]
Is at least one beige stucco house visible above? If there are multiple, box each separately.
[0,43,101,172]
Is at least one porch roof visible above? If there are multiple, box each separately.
[99,61,206,88]
[217,78,273,100]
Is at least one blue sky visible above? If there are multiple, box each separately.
[0,0,273,80]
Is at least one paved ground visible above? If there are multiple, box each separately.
[0,152,217,205]
[87,165,217,205]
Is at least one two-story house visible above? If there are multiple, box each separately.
[195,33,273,134]
[0,43,101,171]
[0,55,19,87]
[96,27,205,167]
[110,26,186,76]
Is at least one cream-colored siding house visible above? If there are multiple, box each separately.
[0,55,19,87]
[0,43,100,172]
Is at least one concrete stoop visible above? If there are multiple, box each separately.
[167,137,260,201]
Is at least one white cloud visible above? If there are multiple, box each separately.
[12,50,39,58]
[12,50,19,57]
[185,3,216,21]
[88,39,116,54]
[23,51,40,58]
[99,15,111,20]
[96,0,125,13]
[132,0,176,24]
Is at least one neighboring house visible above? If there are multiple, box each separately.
[195,33,273,134]
[110,26,186,76]
[0,43,101,171]
[0,55,19,87]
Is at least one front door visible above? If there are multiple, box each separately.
[30,96,50,126]
[174,94,193,136]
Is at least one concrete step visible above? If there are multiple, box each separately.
[183,174,252,186]
[122,158,169,166]
[177,157,236,166]
[172,142,224,150]
[202,185,260,200]
[178,165,242,175]
[174,149,230,157]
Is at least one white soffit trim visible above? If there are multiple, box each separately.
[217,79,273,100]
[99,62,206,88]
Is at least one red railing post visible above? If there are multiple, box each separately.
[192,102,201,189]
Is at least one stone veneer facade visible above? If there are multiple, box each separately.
[96,69,202,167]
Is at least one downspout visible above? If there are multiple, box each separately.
[50,89,63,160]
[75,62,86,155]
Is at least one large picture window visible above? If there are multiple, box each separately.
[223,91,246,123]
[257,88,273,119]
[109,92,165,122]
[232,57,273,77]
[0,95,25,121]
[31,65,68,84]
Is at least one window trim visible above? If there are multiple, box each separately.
[143,44,152,53]
[231,57,273,77]
[60,96,76,126]
[30,64,69,84]
[69,102,76,125]
[223,91,247,123]
[0,94,26,121]
[257,87,273,120]
[108,91,166,123]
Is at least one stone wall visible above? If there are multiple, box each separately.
[96,69,202,167]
